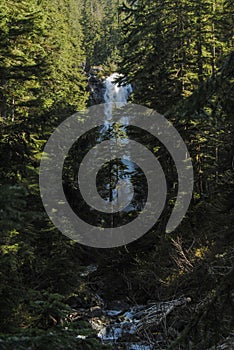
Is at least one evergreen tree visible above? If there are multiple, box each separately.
[0,0,89,334]
[81,0,122,67]
[0,0,48,119]
[40,0,87,112]
[119,0,233,113]
[116,2,234,347]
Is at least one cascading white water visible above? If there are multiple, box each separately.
[104,73,132,120]
[102,73,134,209]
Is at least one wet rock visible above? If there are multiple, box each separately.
[66,309,87,322]
[87,67,105,106]
[88,306,103,318]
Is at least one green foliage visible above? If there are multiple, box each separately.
[28,291,71,329]
[0,233,23,332]
[119,0,233,113]
[0,0,89,339]
[0,0,233,349]
[81,0,123,67]
[0,0,87,120]
[110,1,233,347]
[40,0,88,111]
[0,324,110,350]
[0,0,48,119]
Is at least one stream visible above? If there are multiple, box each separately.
[74,291,191,350]
[76,265,191,350]
[75,75,190,349]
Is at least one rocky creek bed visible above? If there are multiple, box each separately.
[68,291,192,350]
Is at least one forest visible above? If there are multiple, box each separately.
[0,0,233,349]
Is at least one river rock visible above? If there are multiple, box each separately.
[87,306,103,318]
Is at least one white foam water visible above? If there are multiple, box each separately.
[104,73,132,120]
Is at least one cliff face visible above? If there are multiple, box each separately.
[87,67,106,106]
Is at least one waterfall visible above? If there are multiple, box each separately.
[104,73,132,120]
[102,73,134,210]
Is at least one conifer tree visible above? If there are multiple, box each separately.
[0,0,88,333]
[119,0,232,113]
[81,0,122,67]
